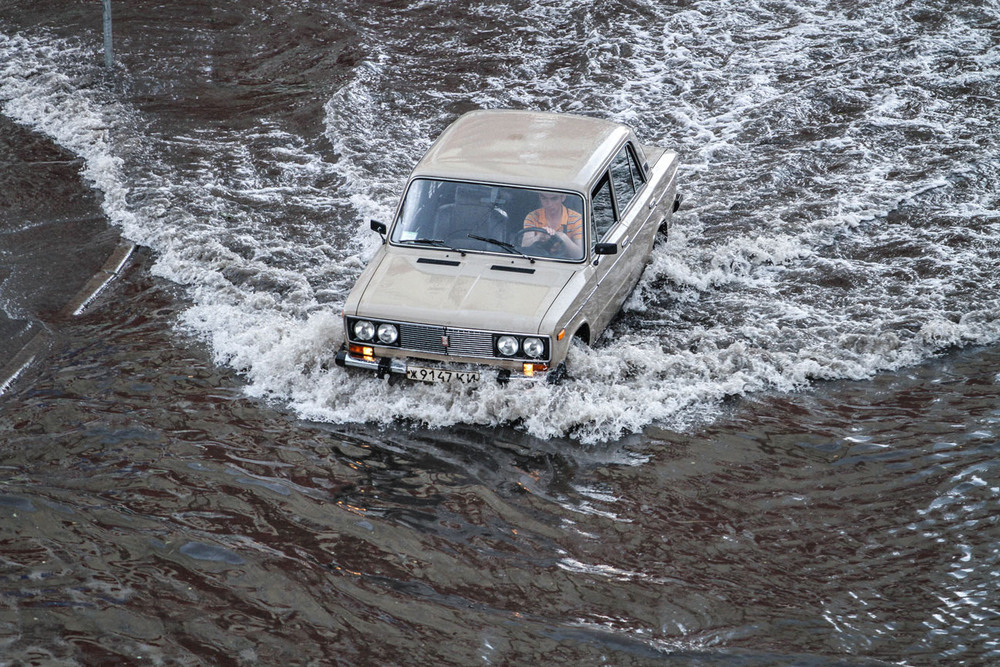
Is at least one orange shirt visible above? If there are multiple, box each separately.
[523,206,583,244]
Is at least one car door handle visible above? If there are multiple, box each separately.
[621,235,631,248]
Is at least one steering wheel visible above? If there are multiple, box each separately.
[514,226,562,254]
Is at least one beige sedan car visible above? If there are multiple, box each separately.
[336,109,679,384]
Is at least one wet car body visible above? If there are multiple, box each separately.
[336,109,680,384]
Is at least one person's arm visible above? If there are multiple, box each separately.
[552,231,582,256]
[553,212,583,257]
[521,210,546,247]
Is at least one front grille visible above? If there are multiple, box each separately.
[446,329,494,357]
[398,323,493,358]
[399,323,447,354]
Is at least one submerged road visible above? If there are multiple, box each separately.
[2,1,998,662]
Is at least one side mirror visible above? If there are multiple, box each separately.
[370,220,387,236]
[594,243,618,256]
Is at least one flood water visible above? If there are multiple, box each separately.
[2,0,999,664]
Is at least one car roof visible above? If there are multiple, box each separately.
[410,110,633,193]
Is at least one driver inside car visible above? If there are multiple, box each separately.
[520,191,584,258]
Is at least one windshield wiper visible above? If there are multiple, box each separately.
[400,238,466,256]
[467,234,535,263]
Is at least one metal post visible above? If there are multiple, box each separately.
[102,0,113,68]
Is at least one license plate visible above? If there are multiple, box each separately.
[406,365,480,384]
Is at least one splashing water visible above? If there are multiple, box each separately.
[2,0,998,441]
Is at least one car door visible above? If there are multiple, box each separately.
[608,142,655,293]
[587,143,651,334]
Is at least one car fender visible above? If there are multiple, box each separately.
[343,247,388,317]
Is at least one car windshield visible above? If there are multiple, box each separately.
[390,179,586,261]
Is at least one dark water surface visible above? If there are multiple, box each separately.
[2,0,999,664]
[4,261,999,665]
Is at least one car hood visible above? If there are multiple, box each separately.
[352,251,575,334]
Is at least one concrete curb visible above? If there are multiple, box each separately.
[0,327,50,396]
[0,240,136,396]
[59,241,136,318]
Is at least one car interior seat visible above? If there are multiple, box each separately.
[433,184,509,246]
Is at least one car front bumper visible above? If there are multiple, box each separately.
[335,347,408,377]
[334,346,563,384]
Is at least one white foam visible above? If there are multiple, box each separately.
[3,0,999,443]
[306,0,1000,441]
[0,35,138,236]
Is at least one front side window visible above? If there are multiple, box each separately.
[390,179,586,261]
[610,143,645,214]
[591,173,617,243]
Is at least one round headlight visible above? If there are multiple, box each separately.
[496,335,519,357]
[523,337,544,359]
[377,323,398,345]
[353,320,375,341]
